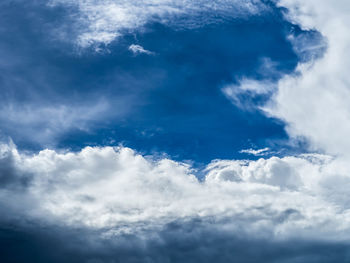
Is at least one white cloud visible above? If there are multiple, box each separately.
[222,78,275,110]
[240,147,270,156]
[214,0,350,240]
[48,0,268,47]
[0,100,110,145]
[224,1,350,159]
[1,143,350,242]
[128,44,154,55]
[262,0,350,158]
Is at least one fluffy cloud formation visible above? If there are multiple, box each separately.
[227,0,350,158]
[48,0,267,47]
[264,0,350,157]
[1,142,350,243]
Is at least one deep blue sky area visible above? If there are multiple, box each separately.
[0,1,315,163]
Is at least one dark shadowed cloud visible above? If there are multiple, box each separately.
[1,219,350,263]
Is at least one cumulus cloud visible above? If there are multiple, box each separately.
[48,0,268,47]
[262,0,350,158]
[1,142,350,244]
[214,0,350,247]
[226,0,350,159]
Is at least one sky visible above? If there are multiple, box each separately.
[1,0,350,262]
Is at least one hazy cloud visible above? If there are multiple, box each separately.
[48,0,268,47]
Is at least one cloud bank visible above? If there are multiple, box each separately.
[1,143,350,242]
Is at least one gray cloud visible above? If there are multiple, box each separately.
[1,217,350,263]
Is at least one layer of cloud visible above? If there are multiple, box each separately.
[1,143,350,243]
[48,0,268,47]
[2,219,350,263]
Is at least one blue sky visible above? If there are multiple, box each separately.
[0,0,310,162]
[1,0,350,262]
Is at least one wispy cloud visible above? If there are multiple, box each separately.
[0,100,110,146]
[222,78,275,110]
[240,147,270,156]
[128,44,154,55]
[49,0,268,48]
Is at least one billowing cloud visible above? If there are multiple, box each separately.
[264,0,350,158]
[1,142,350,243]
[48,0,268,47]
[226,0,350,158]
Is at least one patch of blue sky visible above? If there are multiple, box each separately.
[0,1,324,163]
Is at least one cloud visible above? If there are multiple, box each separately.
[0,100,110,146]
[240,147,270,156]
[222,78,275,110]
[2,219,350,263]
[261,0,350,158]
[2,142,350,261]
[48,0,268,47]
[224,0,350,160]
[1,142,350,244]
[128,44,154,55]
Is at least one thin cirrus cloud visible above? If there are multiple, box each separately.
[0,100,111,146]
[48,0,268,47]
[239,147,270,156]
